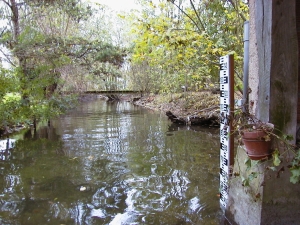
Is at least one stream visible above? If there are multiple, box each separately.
[0,98,222,224]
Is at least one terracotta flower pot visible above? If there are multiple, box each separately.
[241,130,273,160]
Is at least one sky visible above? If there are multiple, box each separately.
[86,0,140,12]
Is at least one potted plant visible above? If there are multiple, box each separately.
[231,110,300,187]
[239,122,274,160]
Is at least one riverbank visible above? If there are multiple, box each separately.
[131,91,220,127]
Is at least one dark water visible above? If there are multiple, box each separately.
[0,99,222,224]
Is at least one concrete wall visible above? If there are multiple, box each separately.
[226,147,300,225]
[225,147,263,225]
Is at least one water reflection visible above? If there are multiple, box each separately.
[0,99,221,224]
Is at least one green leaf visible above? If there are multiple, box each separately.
[244,157,251,170]
[248,172,258,181]
[273,149,281,167]
[241,176,249,187]
[251,159,259,167]
[283,134,294,141]
[290,167,300,184]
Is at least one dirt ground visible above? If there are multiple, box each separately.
[130,91,220,127]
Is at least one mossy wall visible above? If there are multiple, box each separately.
[269,1,298,138]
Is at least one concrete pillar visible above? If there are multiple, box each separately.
[225,0,300,224]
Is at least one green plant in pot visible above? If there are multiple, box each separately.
[233,110,300,185]
[239,122,274,160]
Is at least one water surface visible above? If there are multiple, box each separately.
[0,98,221,224]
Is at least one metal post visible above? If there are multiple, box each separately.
[243,21,249,112]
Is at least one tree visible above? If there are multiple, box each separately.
[127,0,248,93]
[0,0,127,133]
